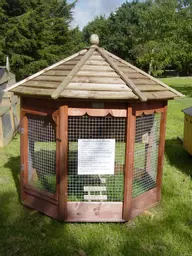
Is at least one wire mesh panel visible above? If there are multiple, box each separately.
[27,114,56,194]
[132,113,161,198]
[68,114,126,202]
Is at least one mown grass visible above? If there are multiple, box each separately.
[0,77,192,256]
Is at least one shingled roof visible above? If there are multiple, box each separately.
[8,37,184,101]
[182,107,192,116]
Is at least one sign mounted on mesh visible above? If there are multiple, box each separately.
[78,139,115,175]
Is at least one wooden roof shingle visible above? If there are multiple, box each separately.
[7,38,184,101]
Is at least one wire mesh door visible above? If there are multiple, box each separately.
[27,114,57,195]
[68,114,126,203]
[132,113,161,198]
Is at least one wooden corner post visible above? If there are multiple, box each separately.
[123,106,136,221]
[20,100,28,202]
[156,103,168,201]
[58,105,68,220]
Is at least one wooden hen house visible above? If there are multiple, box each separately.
[8,35,183,222]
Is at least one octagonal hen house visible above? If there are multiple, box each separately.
[8,36,183,222]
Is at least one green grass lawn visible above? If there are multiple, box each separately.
[0,77,192,256]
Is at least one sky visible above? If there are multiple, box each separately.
[67,0,127,30]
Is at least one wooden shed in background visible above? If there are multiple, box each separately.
[182,107,192,155]
[7,35,183,222]
[0,59,19,147]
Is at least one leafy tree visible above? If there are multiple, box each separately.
[106,1,151,63]
[132,0,179,75]
[83,1,151,63]
[0,0,82,80]
[82,0,192,76]
[83,16,109,48]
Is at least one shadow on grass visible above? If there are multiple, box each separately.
[1,155,82,255]
[165,138,192,177]
[0,193,82,256]
[4,155,21,197]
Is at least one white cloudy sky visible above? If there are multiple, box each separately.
[67,0,127,29]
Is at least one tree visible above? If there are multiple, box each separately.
[133,0,192,75]
[82,1,151,63]
[106,1,151,63]
[82,0,192,76]
[83,16,109,48]
[0,0,82,80]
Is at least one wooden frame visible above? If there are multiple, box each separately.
[127,102,168,220]
[20,98,59,218]
[20,96,168,222]
[68,108,127,117]
[156,105,168,201]
[123,106,136,220]
[58,105,68,220]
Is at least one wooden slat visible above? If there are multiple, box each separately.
[71,76,125,84]
[123,106,136,221]
[84,60,109,66]
[13,86,54,95]
[61,90,137,99]
[110,109,127,117]
[156,104,167,201]
[76,70,119,77]
[20,105,27,202]
[80,65,114,72]
[118,63,136,67]
[64,60,80,65]
[23,81,131,91]
[22,97,127,110]
[105,49,184,97]
[24,187,58,204]
[7,49,87,92]
[34,75,66,82]
[119,67,138,73]
[52,47,96,99]
[92,51,100,55]
[67,83,131,91]
[52,64,77,70]
[72,55,86,60]
[58,106,68,220]
[89,55,105,61]
[66,202,124,222]
[21,108,48,116]
[133,101,165,116]
[84,186,106,192]
[130,188,157,220]
[97,47,147,102]
[23,81,59,88]
[23,194,59,220]
[53,110,59,198]
[124,72,147,79]
[143,91,176,99]
[84,195,107,200]
[130,79,157,85]
[68,108,127,117]
[136,85,168,92]
[13,86,136,99]
[23,114,28,187]
[42,70,70,76]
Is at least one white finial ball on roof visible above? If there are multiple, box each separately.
[90,34,99,45]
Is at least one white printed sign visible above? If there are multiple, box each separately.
[78,139,115,175]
